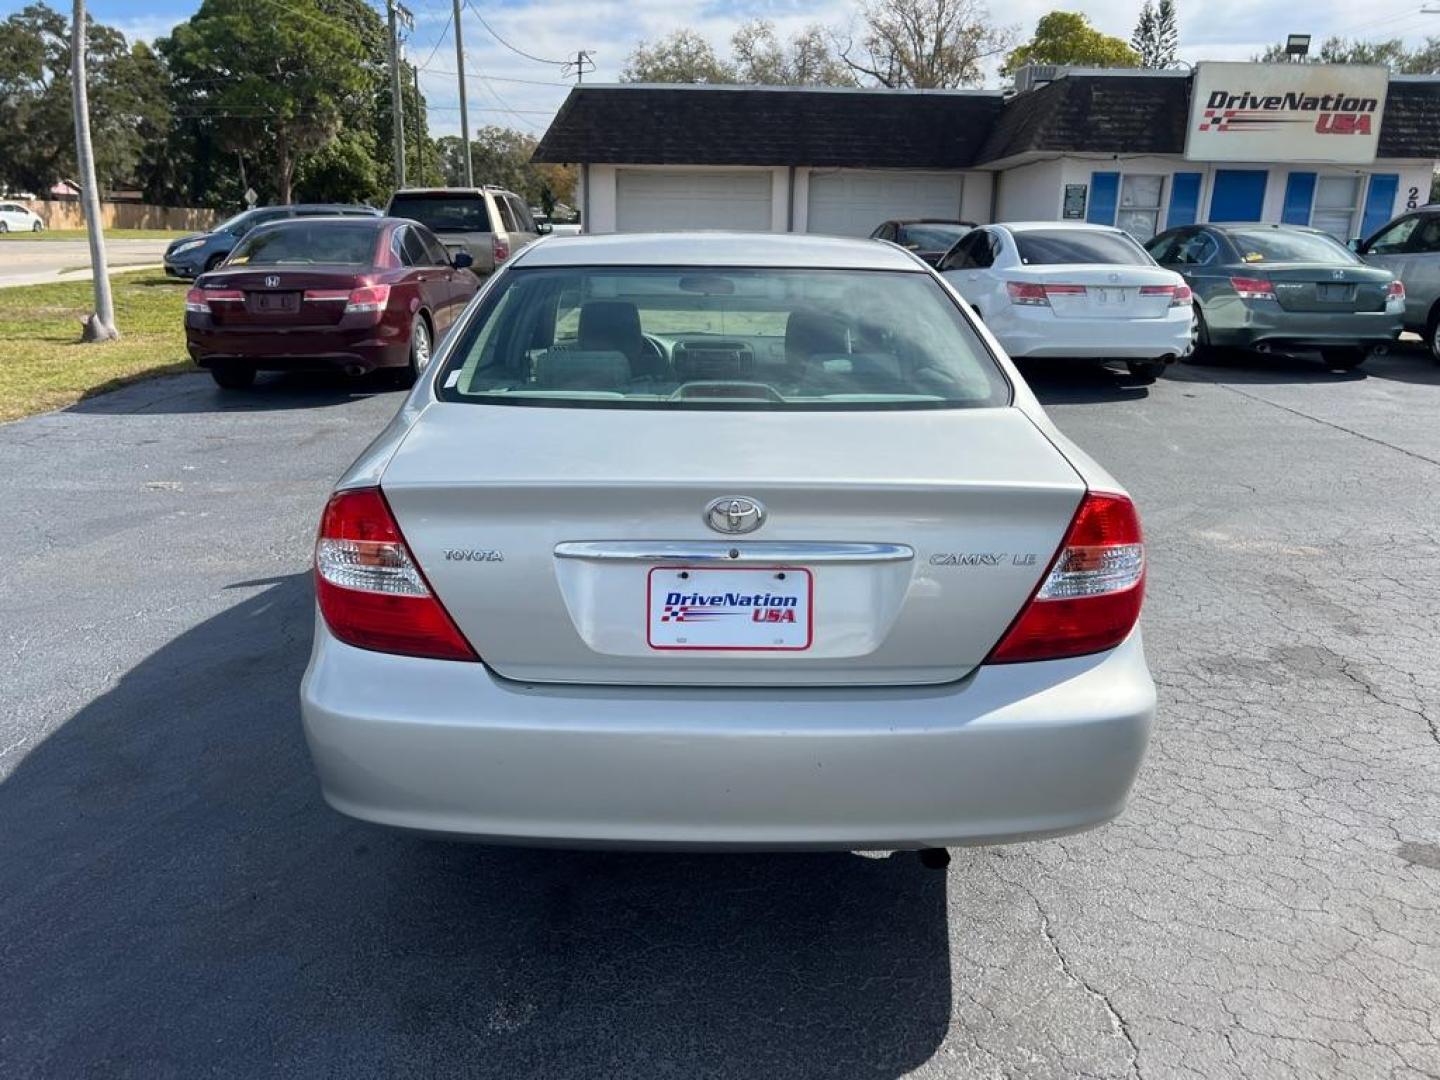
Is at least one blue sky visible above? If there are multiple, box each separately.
[8,0,1440,138]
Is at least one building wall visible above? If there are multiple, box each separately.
[1044,155,1432,239]
[995,160,1065,220]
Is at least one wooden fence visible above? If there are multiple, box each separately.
[18,199,220,232]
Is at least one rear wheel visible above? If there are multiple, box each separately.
[209,362,255,390]
[1125,358,1167,382]
[1426,309,1440,364]
[1182,304,1212,362]
[403,314,433,385]
[1321,347,1366,372]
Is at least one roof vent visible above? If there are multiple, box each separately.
[1014,64,1064,94]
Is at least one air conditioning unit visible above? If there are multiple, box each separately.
[1014,65,1063,94]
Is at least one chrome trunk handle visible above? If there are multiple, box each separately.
[553,541,914,564]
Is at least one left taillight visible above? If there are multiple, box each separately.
[987,491,1145,664]
[314,487,477,662]
[185,286,242,314]
[1386,279,1405,301]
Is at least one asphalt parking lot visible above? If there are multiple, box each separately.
[0,238,172,289]
[1,349,1437,1079]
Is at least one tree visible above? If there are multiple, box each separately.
[621,29,735,84]
[435,128,576,208]
[159,0,372,204]
[0,3,170,196]
[840,0,1016,89]
[1004,11,1138,75]
[1131,0,1177,69]
[623,20,856,87]
[1254,35,1440,73]
[731,21,857,85]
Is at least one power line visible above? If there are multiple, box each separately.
[462,0,568,66]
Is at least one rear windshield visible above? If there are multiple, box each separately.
[436,266,1009,411]
[389,193,492,233]
[896,223,971,250]
[1013,230,1151,266]
[227,222,379,266]
[1225,229,1357,265]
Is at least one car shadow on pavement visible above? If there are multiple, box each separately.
[1175,344,1440,387]
[0,574,951,1079]
[1015,358,1153,405]
[67,370,404,416]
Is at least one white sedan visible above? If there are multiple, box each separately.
[0,201,45,233]
[938,222,1193,381]
[300,231,1155,856]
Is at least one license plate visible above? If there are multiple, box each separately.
[1092,287,1127,304]
[254,292,298,312]
[1318,284,1353,302]
[647,566,813,651]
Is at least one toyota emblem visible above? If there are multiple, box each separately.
[704,497,766,535]
[264,275,280,288]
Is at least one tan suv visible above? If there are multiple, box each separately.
[385,186,546,274]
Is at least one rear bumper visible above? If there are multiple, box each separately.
[186,324,409,371]
[995,307,1192,360]
[1208,303,1403,350]
[300,623,1156,850]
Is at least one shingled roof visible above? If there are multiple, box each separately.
[976,74,1191,164]
[532,85,1005,168]
[532,76,1440,169]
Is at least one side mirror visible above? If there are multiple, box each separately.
[536,221,552,235]
[1347,238,1363,253]
[452,251,474,270]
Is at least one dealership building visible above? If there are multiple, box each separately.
[532,63,1440,244]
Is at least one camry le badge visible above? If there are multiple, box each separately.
[704,497,766,535]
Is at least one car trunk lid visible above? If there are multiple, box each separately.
[379,403,1086,687]
[201,267,368,327]
[1251,263,1393,313]
[1003,264,1179,320]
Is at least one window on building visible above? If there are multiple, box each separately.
[1116,175,1164,241]
[1311,176,1361,240]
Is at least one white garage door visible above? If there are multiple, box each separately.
[616,170,773,232]
[807,171,965,237]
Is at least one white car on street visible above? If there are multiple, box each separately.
[0,201,44,233]
[938,222,1192,381]
[301,232,1155,857]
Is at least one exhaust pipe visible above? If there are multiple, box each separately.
[1255,343,1273,354]
[1370,343,1389,357]
[343,363,367,377]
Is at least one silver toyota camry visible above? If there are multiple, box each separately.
[300,232,1155,851]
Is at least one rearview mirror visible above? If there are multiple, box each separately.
[452,251,474,270]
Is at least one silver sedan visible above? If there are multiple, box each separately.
[300,232,1155,851]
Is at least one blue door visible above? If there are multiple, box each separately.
[1210,170,1268,222]
[1167,173,1202,228]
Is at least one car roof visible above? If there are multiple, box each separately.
[512,231,928,271]
[994,221,1126,234]
[890,219,974,226]
[1200,222,1329,235]
[389,187,518,198]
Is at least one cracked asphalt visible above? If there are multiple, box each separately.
[1,348,1437,1079]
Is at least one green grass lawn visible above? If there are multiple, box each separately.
[0,228,192,241]
[0,271,190,422]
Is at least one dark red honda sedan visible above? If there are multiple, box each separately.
[185,216,480,390]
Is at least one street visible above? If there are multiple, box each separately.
[1,352,1437,1079]
[0,238,172,289]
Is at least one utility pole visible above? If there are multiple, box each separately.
[413,64,424,182]
[386,0,412,189]
[453,0,473,186]
[71,0,117,341]
[566,49,594,84]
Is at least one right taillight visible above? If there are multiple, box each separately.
[493,235,510,263]
[314,487,477,661]
[343,283,391,318]
[1386,279,1405,301]
[987,491,1145,664]
[1229,276,1275,301]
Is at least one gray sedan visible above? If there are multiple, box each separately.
[1147,223,1403,371]
[300,232,1155,854]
